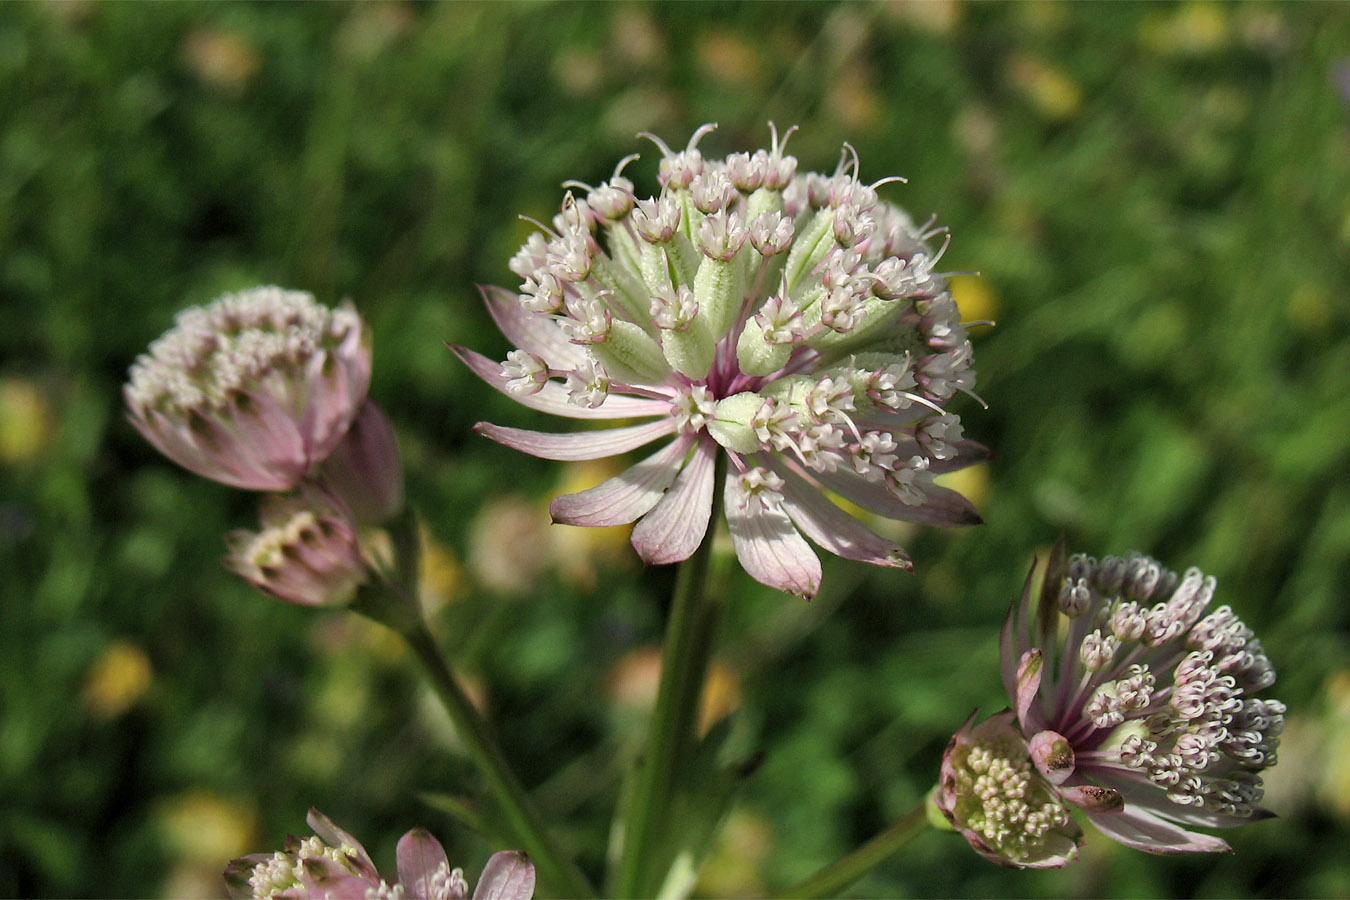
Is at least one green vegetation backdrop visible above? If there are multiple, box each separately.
[1,2,1347,897]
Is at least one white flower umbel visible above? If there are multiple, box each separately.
[125,286,370,491]
[995,546,1284,855]
[452,124,985,598]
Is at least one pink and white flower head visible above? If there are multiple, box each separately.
[452,124,985,598]
[939,545,1285,867]
[125,286,371,491]
[225,487,368,608]
[224,808,536,900]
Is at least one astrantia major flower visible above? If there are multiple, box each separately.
[125,286,370,491]
[224,487,368,608]
[939,545,1285,865]
[224,808,535,900]
[452,124,985,598]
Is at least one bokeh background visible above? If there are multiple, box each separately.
[2,2,1348,897]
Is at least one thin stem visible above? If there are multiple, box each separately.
[779,801,931,900]
[353,508,593,899]
[614,462,728,898]
[401,617,597,900]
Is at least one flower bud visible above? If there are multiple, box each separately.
[225,488,367,608]
[317,399,404,526]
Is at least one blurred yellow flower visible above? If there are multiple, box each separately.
[550,459,636,587]
[699,656,741,735]
[155,789,257,865]
[1139,2,1231,57]
[695,808,774,897]
[420,524,466,613]
[935,462,991,511]
[950,274,998,325]
[696,29,764,87]
[1318,670,1350,820]
[827,62,882,131]
[605,646,740,735]
[882,0,963,36]
[1287,283,1334,334]
[180,28,261,94]
[83,639,152,719]
[469,494,553,596]
[609,6,666,69]
[1005,53,1082,121]
[0,377,55,465]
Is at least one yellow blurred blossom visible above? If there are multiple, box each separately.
[554,47,604,97]
[1017,1,1069,34]
[1237,6,1291,55]
[605,646,740,735]
[1006,52,1082,121]
[550,459,636,586]
[699,657,741,735]
[696,29,764,87]
[882,0,962,36]
[950,274,997,325]
[1287,283,1334,333]
[336,2,416,63]
[1259,715,1319,815]
[181,28,261,94]
[935,462,991,512]
[695,808,774,897]
[420,524,466,612]
[826,62,882,131]
[0,377,55,465]
[469,494,552,596]
[610,6,665,69]
[606,646,663,714]
[1139,3,1231,57]
[1318,670,1350,820]
[155,789,257,865]
[83,640,152,719]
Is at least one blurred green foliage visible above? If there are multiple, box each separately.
[1,2,1348,897]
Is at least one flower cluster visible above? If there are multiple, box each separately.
[224,809,535,900]
[937,546,1284,866]
[453,124,984,598]
[939,714,1083,868]
[126,286,406,608]
[224,487,368,608]
[125,286,371,492]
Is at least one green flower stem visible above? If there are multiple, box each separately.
[400,616,597,900]
[614,469,729,898]
[779,801,932,899]
[356,509,594,899]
